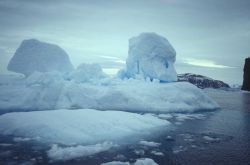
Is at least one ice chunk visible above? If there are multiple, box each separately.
[134,149,145,156]
[101,158,158,165]
[57,81,218,113]
[134,158,158,165]
[7,39,74,76]
[0,109,169,145]
[69,63,107,83]
[151,151,164,156]
[203,136,220,142]
[101,161,130,165]
[123,32,177,82]
[139,141,161,147]
[48,142,114,161]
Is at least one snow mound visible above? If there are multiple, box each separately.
[7,39,74,76]
[121,32,177,82]
[0,109,169,145]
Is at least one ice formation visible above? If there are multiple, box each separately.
[0,35,220,161]
[120,32,177,82]
[134,158,159,165]
[0,73,219,113]
[7,39,74,76]
[0,109,169,145]
[0,35,219,113]
[68,63,107,83]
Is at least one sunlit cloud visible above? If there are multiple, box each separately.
[181,58,235,69]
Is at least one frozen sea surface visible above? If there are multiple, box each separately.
[0,89,250,165]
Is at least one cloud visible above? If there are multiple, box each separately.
[181,58,235,69]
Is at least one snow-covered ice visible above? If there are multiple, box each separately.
[0,73,219,113]
[0,34,219,113]
[0,109,169,145]
[7,39,74,76]
[120,32,177,82]
[0,34,221,163]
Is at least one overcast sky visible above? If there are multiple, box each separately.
[0,0,249,84]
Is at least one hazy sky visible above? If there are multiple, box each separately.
[0,0,249,84]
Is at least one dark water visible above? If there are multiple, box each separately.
[0,90,250,165]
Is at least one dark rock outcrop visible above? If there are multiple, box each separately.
[178,73,230,89]
[8,39,74,76]
[242,57,250,91]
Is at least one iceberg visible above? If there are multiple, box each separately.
[0,34,219,113]
[0,34,220,162]
[120,32,177,82]
[7,39,74,76]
